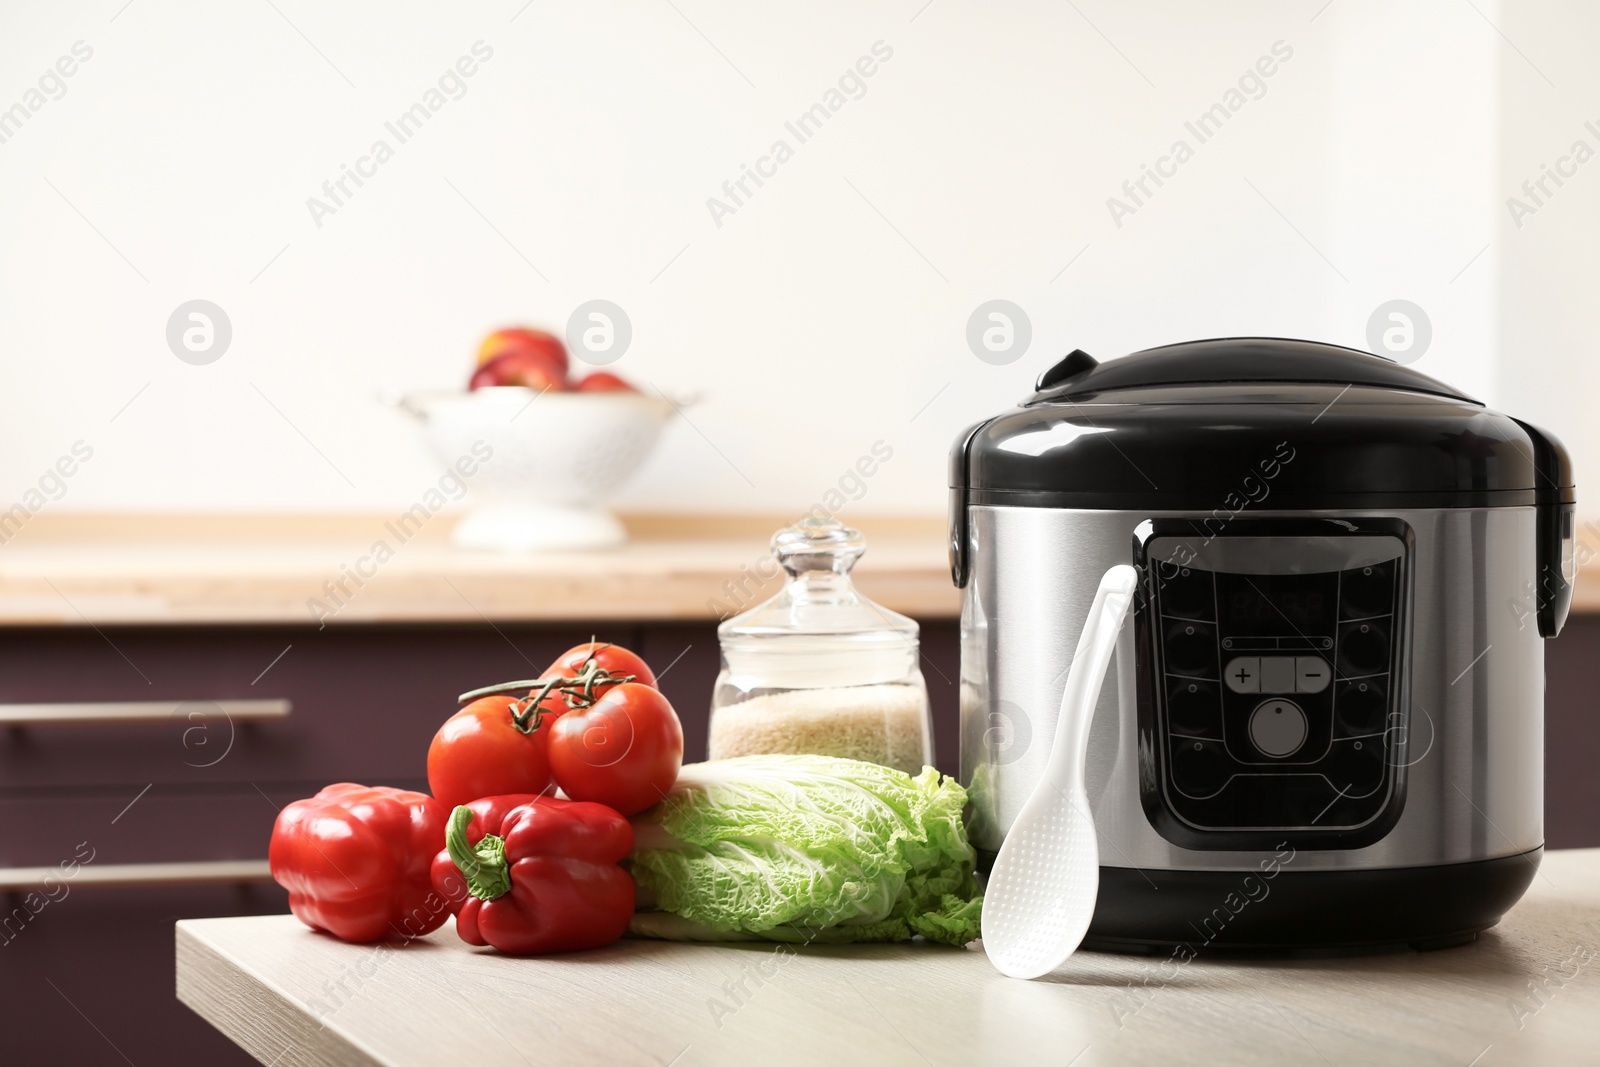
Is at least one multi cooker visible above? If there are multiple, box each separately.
[952,338,1575,952]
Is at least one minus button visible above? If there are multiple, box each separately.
[1296,656,1332,694]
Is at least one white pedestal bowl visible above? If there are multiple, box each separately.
[400,387,678,551]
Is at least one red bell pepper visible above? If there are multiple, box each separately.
[431,794,635,954]
[270,783,449,943]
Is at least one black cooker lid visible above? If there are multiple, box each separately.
[950,337,1574,510]
[1033,337,1474,402]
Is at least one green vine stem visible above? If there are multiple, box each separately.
[456,651,638,717]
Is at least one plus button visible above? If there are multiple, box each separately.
[1223,656,1262,694]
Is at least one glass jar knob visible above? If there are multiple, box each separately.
[772,518,866,578]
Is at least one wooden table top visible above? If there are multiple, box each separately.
[177,848,1600,1067]
[2,512,1594,627]
[0,513,957,625]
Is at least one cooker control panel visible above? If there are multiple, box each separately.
[1135,522,1410,849]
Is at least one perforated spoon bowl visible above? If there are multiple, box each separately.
[982,564,1139,979]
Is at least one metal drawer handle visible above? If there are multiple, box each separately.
[0,699,290,727]
[0,859,272,891]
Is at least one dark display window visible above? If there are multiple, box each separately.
[1134,521,1410,849]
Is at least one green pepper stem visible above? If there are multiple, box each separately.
[445,806,512,901]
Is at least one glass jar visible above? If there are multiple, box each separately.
[708,519,933,775]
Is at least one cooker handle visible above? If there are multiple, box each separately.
[1511,418,1575,638]
[1035,348,1099,392]
[949,418,994,588]
[949,352,1100,587]
[948,487,969,588]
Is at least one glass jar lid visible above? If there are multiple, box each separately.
[718,519,918,688]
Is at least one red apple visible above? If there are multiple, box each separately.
[476,328,567,377]
[470,351,566,392]
[575,372,638,393]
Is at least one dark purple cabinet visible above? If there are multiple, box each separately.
[0,623,640,1066]
[1545,615,1600,849]
[0,619,961,1066]
[2,614,1590,1065]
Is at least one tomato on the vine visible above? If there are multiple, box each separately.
[454,642,657,712]
[449,640,680,815]
[427,696,554,810]
[543,642,657,695]
[547,683,682,816]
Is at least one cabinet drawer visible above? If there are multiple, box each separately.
[2,879,284,1067]
[0,787,306,869]
[0,623,634,791]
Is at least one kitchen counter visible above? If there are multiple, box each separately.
[0,514,956,625]
[177,848,1600,1067]
[1,513,1596,627]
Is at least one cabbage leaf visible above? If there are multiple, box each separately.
[627,755,983,946]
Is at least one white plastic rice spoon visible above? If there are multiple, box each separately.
[982,564,1139,979]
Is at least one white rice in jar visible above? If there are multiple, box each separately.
[707,684,929,775]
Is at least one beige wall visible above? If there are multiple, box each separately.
[0,1,1538,518]
[1497,3,1597,501]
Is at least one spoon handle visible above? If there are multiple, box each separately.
[1043,565,1138,793]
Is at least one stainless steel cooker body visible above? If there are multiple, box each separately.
[959,504,1543,873]
[950,339,1573,949]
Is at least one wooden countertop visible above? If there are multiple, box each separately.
[177,848,1600,1067]
[1,513,1594,627]
[0,514,957,626]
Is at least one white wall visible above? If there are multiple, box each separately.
[1497,4,1598,499]
[0,0,1532,519]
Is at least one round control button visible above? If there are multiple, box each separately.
[1250,699,1308,758]
[1157,567,1212,619]
[1166,679,1220,737]
[1164,621,1216,677]
[1171,738,1230,797]
[1338,620,1389,677]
